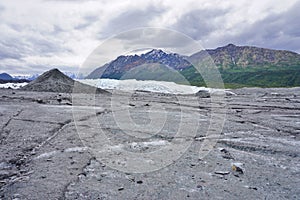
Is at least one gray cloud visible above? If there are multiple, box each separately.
[0,61,78,75]
[44,0,96,2]
[0,39,29,60]
[99,5,166,39]
[210,1,300,52]
[52,25,65,35]
[171,8,230,40]
[115,28,201,54]
[75,15,99,30]
[0,48,22,60]
[0,5,4,13]
[0,34,66,61]
[29,37,66,54]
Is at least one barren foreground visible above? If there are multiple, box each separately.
[0,87,299,199]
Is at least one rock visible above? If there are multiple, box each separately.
[195,90,210,98]
[118,187,124,191]
[225,91,236,96]
[0,170,17,179]
[12,193,21,198]
[196,185,203,190]
[220,148,234,160]
[190,163,196,167]
[232,163,244,174]
[36,99,44,104]
[56,97,62,104]
[136,180,143,184]
[215,171,230,175]
[0,162,12,170]
[245,186,258,190]
[126,175,135,182]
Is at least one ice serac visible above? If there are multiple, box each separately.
[20,68,110,94]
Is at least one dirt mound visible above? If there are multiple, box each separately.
[21,68,109,94]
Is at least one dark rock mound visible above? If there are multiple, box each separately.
[20,68,109,94]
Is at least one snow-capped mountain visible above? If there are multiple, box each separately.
[86,49,191,79]
[13,74,39,81]
[63,72,85,80]
[141,49,190,70]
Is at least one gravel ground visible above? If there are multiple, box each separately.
[0,87,299,200]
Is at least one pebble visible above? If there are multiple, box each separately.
[215,171,230,175]
[12,194,21,198]
[126,175,135,182]
[36,99,44,104]
[197,185,203,190]
[232,163,244,174]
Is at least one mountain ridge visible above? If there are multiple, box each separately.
[0,73,13,81]
[201,44,300,68]
[86,44,300,88]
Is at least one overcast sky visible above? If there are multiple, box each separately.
[0,0,299,75]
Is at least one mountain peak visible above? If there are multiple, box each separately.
[143,49,166,57]
[151,49,164,53]
[226,43,236,47]
[218,43,238,50]
[38,68,74,82]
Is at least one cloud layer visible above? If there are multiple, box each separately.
[0,0,299,75]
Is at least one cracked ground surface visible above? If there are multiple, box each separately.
[0,87,299,199]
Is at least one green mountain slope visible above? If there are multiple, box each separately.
[184,44,300,88]
[180,65,300,88]
[121,63,189,84]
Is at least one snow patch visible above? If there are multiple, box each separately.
[0,82,28,89]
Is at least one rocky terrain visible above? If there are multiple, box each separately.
[0,86,299,199]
